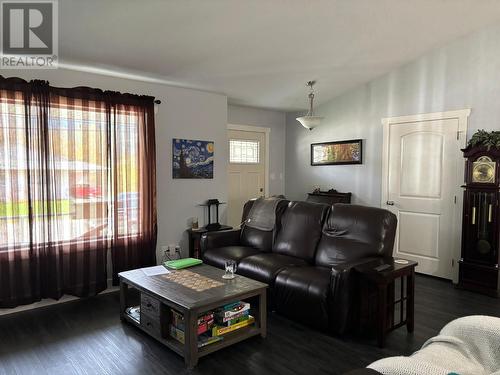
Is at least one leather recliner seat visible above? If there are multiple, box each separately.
[200,198,397,334]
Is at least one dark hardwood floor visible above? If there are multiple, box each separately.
[1,275,500,375]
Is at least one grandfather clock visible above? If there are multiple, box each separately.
[459,145,500,297]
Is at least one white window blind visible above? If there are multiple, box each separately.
[229,139,260,164]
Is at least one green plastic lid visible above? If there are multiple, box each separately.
[164,258,203,270]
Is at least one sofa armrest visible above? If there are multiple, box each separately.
[200,229,242,254]
[329,257,380,334]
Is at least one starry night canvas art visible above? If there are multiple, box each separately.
[172,138,214,179]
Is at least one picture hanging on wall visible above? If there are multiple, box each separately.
[173,138,214,179]
[310,139,362,166]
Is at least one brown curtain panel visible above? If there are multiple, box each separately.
[0,77,157,308]
[107,99,157,284]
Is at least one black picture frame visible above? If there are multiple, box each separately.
[310,139,363,166]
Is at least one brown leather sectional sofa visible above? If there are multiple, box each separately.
[200,198,397,334]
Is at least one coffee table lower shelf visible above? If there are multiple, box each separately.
[122,312,263,359]
[122,314,184,356]
[198,326,262,357]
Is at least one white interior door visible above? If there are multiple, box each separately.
[382,110,469,281]
[227,129,266,227]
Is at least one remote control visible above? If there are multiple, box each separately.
[374,264,391,272]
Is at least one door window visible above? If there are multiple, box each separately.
[229,139,260,164]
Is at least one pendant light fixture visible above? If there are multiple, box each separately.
[296,80,323,130]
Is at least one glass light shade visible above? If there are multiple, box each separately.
[296,115,323,130]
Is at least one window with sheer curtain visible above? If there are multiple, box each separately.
[0,94,145,246]
[0,77,157,308]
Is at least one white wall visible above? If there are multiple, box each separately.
[228,104,286,196]
[285,21,500,205]
[0,68,228,259]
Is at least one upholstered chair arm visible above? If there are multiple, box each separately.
[200,229,242,254]
[329,257,380,334]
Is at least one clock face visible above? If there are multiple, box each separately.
[472,156,495,184]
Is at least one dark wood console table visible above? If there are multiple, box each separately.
[355,258,417,347]
[306,190,351,205]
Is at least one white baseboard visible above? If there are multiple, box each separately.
[0,279,118,317]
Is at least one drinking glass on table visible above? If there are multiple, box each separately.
[223,260,237,279]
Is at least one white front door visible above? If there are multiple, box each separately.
[382,110,469,281]
[227,129,266,227]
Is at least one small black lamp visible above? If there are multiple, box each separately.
[199,199,226,231]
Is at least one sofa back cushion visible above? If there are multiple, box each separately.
[272,201,330,262]
[240,198,288,251]
[240,226,273,251]
[315,204,397,267]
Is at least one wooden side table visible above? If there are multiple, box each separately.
[355,258,418,347]
[187,225,233,259]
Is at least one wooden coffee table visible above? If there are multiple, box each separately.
[118,264,267,368]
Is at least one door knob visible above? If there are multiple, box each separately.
[386,201,395,206]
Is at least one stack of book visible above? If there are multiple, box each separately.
[212,301,254,336]
[169,301,254,348]
[169,310,185,343]
[169,310,223,348]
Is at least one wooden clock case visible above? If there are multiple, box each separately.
[458,145,500,297]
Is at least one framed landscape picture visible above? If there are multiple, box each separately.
[311,139,362,166]
[173,138,214,179]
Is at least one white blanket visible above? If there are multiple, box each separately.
[368,315,500,375]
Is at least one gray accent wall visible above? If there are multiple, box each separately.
[285,21,500,205]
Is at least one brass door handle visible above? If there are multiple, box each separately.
[472,206,476,225]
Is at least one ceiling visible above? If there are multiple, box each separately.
[59,0,500,111]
